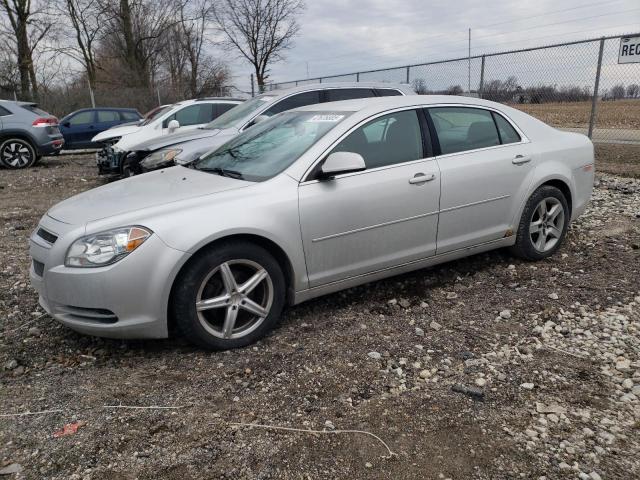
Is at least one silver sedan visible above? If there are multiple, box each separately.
[29,96,594,349]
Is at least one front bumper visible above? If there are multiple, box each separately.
[29,215,188,339]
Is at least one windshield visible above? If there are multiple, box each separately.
[141,105,175,126]
[203,95,274,130]
[194,111,350,182]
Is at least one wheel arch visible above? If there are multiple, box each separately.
[535,177,573,216]
[167,233,297,335]
[0,131,38,149]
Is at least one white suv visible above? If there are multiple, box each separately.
[94,97,243,175]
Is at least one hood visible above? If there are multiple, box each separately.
[133,128,222,152]
[92,124,141,142]
[47,166,251,225]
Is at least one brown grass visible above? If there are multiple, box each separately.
[595,144,640,178]
[509,99,640,130]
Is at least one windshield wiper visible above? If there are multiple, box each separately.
[195,166,244,179]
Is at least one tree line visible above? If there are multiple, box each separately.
[0,0,305,116]
[412,76,640,103]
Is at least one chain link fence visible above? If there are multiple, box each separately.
[267,34,640,149]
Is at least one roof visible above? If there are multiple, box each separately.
[195,97,245,102]
[265,82,415,97]
[294,94,513,113]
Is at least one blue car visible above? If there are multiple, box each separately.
[59,108,142,149]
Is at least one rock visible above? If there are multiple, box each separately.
[387,298,397,305]
[12,366,25,376]
[415,327,425,337]
[365,462,373,468]
[367,351,382,360]
[0,463,23,475]
[446,292,458,300]
[430,321,442,331]
[324,420,335,430]
[28,326,41,337]
[525,428,538,438]
[579,473,590,480]
[622,378,634,390]
[4,359,18,370]
[420,302,429,308]
[558,462,570,470]
[616,359,631,372]
[520,382,535,390]
[419,370,431,379]
[475,378,487,387]
[398,298,411,308]
[589,472,602,480]
[499,309,512,319]
[548,293,559,300]
[535,402,566,414]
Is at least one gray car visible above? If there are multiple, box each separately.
[128,82,414,174]
[0,100,64,169]
[29,96,594,350]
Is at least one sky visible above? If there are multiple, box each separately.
[219,0,640,94]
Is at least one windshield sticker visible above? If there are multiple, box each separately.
[308,114,345,123]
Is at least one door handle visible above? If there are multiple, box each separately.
[409,173,436,184]
[512,155,531,165]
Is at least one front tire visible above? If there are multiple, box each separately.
[510,185,569,261]
[0,138,37,169]
[171,241,286,350]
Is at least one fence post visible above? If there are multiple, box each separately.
[356,72,360,82]
[406,66,410,84]
[479,55,485,98]
[251,74,255,97]
[588,38,605,139]
[319,78,322,83]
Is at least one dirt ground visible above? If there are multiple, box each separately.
[512,99,640,130]
[1,155,639,480]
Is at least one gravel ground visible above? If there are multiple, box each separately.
[1,155,639,480]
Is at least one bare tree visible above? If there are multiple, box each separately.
[0,0,53,99]
[56,0,108,90]
[609,84,626,100]
[214,0,304,90]
[627,84,639,99]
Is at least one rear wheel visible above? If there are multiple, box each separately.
[511,185,569,260]
[171,242,286,350]
[0,138,36,169]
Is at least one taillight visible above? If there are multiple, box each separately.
[32,117,58,127]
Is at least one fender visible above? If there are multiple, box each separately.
[0,128,39,146]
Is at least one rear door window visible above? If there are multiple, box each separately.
[264,91,322,116]
[0,105,11,116]
[325,88,376,102]
[427,107,500,155]
[121,111,140,121]
[21,104,50,116]
[492,112,521,144]
[97,110,120,122]
[165,104,210,127]
[215,103,237,117]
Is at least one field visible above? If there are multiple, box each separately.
[510,99,640,130]
[1,155,639,479]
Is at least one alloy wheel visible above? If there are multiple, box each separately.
[529,197,565,253]
[2,141,33,168]
[195,259,274,339]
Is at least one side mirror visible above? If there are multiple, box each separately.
[167,119,180,133]
[319,152,366,179]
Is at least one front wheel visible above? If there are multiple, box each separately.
[0,138,37,169]
[510,185,570,260]
[171,242,286,350]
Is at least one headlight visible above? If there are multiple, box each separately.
[140,148,182,169]
[65,226,152,267]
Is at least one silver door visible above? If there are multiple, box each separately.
[298,109,441,287]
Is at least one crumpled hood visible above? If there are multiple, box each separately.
[47,166,251,225]
[92,124,142,142]
[133,128,221,152]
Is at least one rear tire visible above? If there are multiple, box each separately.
[171,241,286,350]
[510,185,569,261]
[0,138,37,169]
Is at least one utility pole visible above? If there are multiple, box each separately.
[250,74,255,97]
[157,88,161,106]
[468,28,471,93]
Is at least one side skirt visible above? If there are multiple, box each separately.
[292,237,514,305]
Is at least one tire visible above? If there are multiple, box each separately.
[121,164,135,178]
[171,241,286,350]
[510,185,570,261]
[0,138,37,169]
